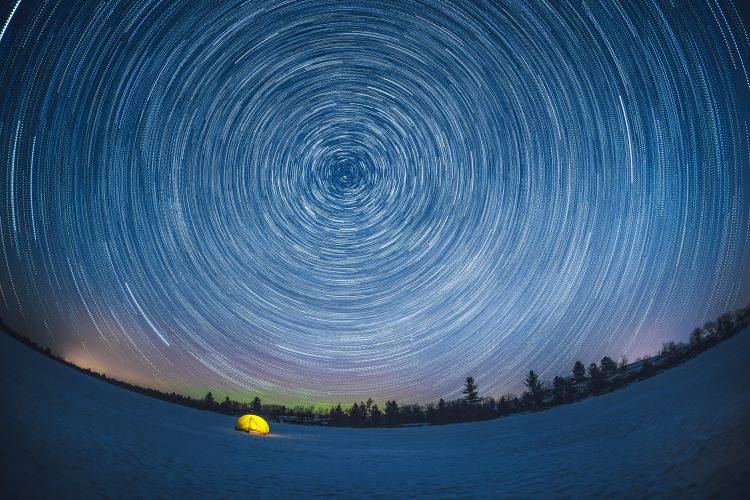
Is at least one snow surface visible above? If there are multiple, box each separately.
[1,329,749,498]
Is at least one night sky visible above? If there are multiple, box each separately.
[1,0,749,406]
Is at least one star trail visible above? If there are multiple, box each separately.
[1,0,749,405]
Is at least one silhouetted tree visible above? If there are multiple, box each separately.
[221,396,231,413]
[572,361,586,383]
[329,404,346,426]
[600,356,617,375]
[364,398,373,420]
[425,403,437,424]
[430,398,446,424]
[385,400,399,426]
[689,328,703,349]
[250,396,262,413]
[524,370,545,408]
[462,377,481,405]
[587,363,606,394]
[348,402,363,426]
[480,397,495,420]
[551,376,565,404]
[497,395,512,416]
[400,404,413,423]
[552,376,574,404]
[370,404,382,426]
[400,404,426,424]
[204,392,214,403]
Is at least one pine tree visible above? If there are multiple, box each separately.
[689,328,702,348]
[370,405,382,426]
[221,396,231,413]
[250,396,262,413]
[572,361,586,383]
[364,398,373,420]
[497,396,511,416]
[349,402,362,426]
[552,376,571,404]
[600,356,617,375]
[329,404,346,426]
[385,400,399,426]
[524,370,545,408]
[462,377,481,405]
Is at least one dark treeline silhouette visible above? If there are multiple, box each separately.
[1,302,749,428]
[323,304,750,427]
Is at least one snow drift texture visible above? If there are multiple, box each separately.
[1,328,749,498]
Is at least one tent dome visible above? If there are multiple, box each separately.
[235,414,270,435]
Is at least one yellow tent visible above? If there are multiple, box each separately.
[235,414,270,435]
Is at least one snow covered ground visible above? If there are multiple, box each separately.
[1,328,749,498]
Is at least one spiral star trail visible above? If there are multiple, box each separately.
[1,0,749,405]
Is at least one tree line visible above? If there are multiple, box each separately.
[207,303,750,427]
[286,304,750,427]
[1,303,748,428]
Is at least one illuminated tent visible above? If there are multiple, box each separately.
[235,414,270,435]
